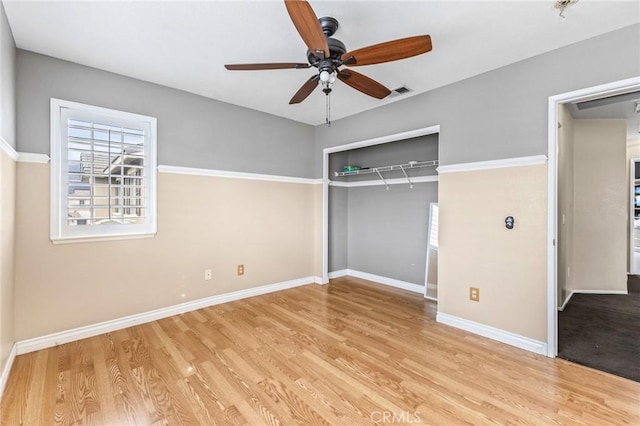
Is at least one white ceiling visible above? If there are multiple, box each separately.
[4,0,639,126]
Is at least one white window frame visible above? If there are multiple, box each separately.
[50,98,157,243]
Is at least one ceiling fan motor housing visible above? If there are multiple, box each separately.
[306,16,346,75]
[307,36,347,74]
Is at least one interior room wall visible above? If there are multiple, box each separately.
[348,182,437,285]
[14,50,320,341]
[557,104,575,305]
[572,119,628,292]
[328,186,348,272]
[0,150,15,367]
[313,184,323,278]
[438,165,548,341]
[0,2,16,379]
[328,151,348,272]
[17,50,314,177]
[15,167,317,340]
[314,24,639,343]
[314,25,640,174]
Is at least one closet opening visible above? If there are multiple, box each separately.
[322,126,440,300]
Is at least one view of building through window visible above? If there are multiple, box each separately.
[67,119,146,226]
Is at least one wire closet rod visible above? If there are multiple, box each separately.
[334,160,438,177]
[334,159,438,190]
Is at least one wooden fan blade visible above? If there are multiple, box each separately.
[284,0,329,59]
[341,35,432,66]
[289,75,320,104]
[225,63,310,70]
[337,69,391,99]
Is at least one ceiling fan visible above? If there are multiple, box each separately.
[224,0,433,106]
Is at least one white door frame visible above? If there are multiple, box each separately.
[546,76,640,357]
[321,125,440,283]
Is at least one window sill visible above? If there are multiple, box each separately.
[50,232,156,245]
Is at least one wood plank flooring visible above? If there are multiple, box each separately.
[2,276,639,425]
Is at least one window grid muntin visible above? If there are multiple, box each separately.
[65,118,146,227]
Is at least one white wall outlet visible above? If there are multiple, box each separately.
[204,269,212,280]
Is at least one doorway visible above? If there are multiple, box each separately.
[548,76,640,381]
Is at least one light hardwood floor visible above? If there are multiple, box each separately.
[2,277,639,425]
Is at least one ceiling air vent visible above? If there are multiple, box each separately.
[389,86,412,98]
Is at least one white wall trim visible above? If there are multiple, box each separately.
[0,136,18,161]
[328,175,438,188]
[15,276,317,355]
[558,289,629,311]
[437,155,547,174]
[436,312,547,355]
[347,269,424,294]
[547,76,640,358]
[17,152,50,163]
[328,269,348,279]
[0,344,17,399]
[158,165,322,185]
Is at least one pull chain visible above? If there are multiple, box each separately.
[325,90,331,127]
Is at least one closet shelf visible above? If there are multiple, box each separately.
[334,160,438,177]
[335,160,438,190]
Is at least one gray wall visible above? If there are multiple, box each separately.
[348,183,437,285]
[328,135,438,284]
[314,24,640,177]
[1,3,15,147]
[17,50,315,177]
[328,186,348,272]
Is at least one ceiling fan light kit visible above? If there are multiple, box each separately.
[224,0,433,126]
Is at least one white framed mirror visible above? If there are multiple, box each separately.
[425,202,438,300]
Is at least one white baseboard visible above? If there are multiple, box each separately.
[328,269,348,279]
[436,312,547,355]
[346,270,424,294]
[16,276,317,355]
[0,343,17,399]
[314,276,328,285]
[558,289,629,311]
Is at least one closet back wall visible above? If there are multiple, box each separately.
[329,135,438,286]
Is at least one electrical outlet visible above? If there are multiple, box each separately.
[204,269,212,280]
[237,264,244,276]
[469,287,480,302]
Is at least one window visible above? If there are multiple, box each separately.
[51,99,157,242]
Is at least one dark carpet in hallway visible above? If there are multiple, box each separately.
[558,276,640,382]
